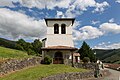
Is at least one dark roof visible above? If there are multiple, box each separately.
[45,18,75,26]
[41,46,78,50]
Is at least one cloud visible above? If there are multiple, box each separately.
[0,8,46,40]
[72,21,81,29]
[19,0,109,17]
[91,20,100,25]
[0,0,19,7]
[116,0,120,3]
[100,23,120,34]
[94,42,120,49]
[109,18,114,23]
[56,11,65,18]
[73,0,96,11]
[73,26,103,41]
[19,0,46,9]
[92,1,109,13]
[73,22,120,41]
[20,0,71,9]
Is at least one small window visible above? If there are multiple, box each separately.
[54,24,59,34]
[61,24,66,34]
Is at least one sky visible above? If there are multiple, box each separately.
[0,0,120,49]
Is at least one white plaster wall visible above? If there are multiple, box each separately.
[46,34,74,47]
[46,20,74,47]
[47,20,73,34]
[47,20,73,27]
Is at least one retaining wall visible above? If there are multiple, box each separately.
[0,57,41,75]
[74,63,96,69]
[40,71,94,80]
[40,69,110,80]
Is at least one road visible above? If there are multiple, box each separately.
[102,68,120,80]
[87,68,120,80]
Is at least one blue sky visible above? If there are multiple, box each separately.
[0,0,120,49]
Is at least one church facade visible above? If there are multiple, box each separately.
[42,18,80,64]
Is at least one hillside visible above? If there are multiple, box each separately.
[94,49,120,63]
[0,37,16,49]
[0,64,87,80]
[0,46,30,60]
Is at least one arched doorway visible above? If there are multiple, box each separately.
[53,52,63,64]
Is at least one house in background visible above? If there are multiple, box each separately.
[42,18,80,64]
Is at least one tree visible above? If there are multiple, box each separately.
[16,39,36,55]
[78,41,95,62]
[32,39,42,55]
[16,39,26,51]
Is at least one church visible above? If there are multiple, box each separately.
[42,18,80,64]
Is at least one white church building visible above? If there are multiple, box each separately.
[42,18,80,64]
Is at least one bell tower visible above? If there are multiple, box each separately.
[45,18,75,47]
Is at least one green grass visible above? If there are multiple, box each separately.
[0,64,87,80]
[0,46,31,60]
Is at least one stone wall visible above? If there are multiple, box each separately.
[74,63,96,70]
[40,70,110,80]
[40,71,94,80]
[0,57,41,75]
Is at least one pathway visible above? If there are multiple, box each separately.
[87,68,120,80]
[102,68,120,80]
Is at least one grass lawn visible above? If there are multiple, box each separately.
[0,64,87,80]
[0,46,31,60]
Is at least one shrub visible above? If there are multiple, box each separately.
[44,56,52,64]
[83,57,90,63]
[27,49,36,55]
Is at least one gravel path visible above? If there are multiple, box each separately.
[102,68,120,80]
[87,68,120,80]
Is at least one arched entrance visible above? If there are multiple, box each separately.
[53,52,63,64]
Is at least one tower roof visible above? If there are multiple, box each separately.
[45,18,75,26]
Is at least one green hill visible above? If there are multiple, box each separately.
[0,46,30,60]
[0,37,16,49]
[94,49,120,63]
[0,64,87,80]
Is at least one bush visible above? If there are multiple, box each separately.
[43,56,52,64]
[27,49,36,55]
[83,57,90,63]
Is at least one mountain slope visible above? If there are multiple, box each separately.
[0,37,16,49]
[0,46,30,59]
[94,49,120,63]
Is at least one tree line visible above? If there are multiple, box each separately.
[16,39,42,56]
[0,38,42,56]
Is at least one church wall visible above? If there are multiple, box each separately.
[46,34,74,47]
[47,24,72,34]
[44,50,72,64]
[45,19,74,47]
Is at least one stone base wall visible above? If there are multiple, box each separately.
[40,71,94,80]
[74,63,96,70]
[0,57,41,75]
[40,70,110,80]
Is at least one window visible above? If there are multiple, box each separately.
[54,24,59,34]
[61,24,66,34]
